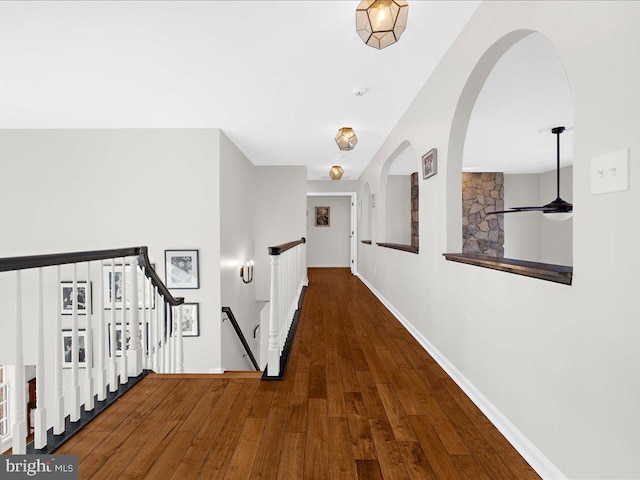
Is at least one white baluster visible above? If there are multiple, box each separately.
[128,260,142,377]
[303,240,308,286]
[163,303,169,374]
[176,304,184,373]
[120,259,128,384]
[34,267,47,449]
[267,254,280,377]
[96,261,107,401]
[141,275,149,370]
[70,264,80,422]
[53,266,65,434]
[12,271,26,454]
[153,288,160,372]
[84,263,94,411]
[109,263,118,391]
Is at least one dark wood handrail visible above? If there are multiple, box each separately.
[221,307,260,371]
[376,242,419,254]
[0,247,144,272]
[268,237,306,256]
[0,245,183,306]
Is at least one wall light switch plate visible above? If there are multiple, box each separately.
[591,148,630,194]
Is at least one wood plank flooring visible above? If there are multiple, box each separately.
[56,268,540,479]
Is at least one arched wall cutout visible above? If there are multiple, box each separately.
[446,29,536,252]
[379,140,419,246]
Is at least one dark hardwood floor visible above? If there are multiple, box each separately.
[56,267,540,479]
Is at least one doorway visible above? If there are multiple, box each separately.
[307,192,358,274]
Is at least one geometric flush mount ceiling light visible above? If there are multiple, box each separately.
[356,0,409,50]
[488,126,573,221]
[335,127,358,151]
[329,165,345,180]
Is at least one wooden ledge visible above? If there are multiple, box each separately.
[443,253,572,285]
[377,243,419,254]
[360,240,372,245]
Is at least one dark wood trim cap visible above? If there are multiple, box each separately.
[360,240,372,245]
[443,253,572,285]
[377,243,419,254]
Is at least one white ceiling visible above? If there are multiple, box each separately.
[0,0,480,180]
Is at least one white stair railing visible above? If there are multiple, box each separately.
[0,246,184,454]
[266,237,307,378]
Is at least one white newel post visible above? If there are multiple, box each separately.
[34,268,47,449]
[176,305,184,373]
[303,240,308,286]
[120,260,128,384]
[96,261,107,401]
[84,263,94,411]
[128,261,142,377]
[267,254,280,377]
[12,271,26,454]
[70,265,80,422]
[53,266,65,434]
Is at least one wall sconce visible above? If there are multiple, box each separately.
[356,0,409,50]
[240,261,254,284]
[335,127,358,151]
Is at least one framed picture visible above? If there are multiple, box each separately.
[315,206,330,227]
[107,323,149,356]
[60,281,92,315]
[102,264,155,310]
[422,148,438,179]
[175,303,199,337]
[370,193,377,208]
[62,329,88,368]
[165,250,199,289]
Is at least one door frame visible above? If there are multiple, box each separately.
[307,192,358,275]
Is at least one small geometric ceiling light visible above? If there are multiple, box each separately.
[329,165,344,180]
[356,0,409,50]
[335,127,358,151]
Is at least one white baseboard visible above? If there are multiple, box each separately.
[355,273,565,480]
[208,367,225,374]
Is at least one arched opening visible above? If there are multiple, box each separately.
[379,142,419,251]
[361,182,371,242]
[448,30,573,270]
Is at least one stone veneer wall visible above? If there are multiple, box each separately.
[411,172,419,248]
[462,172,504,256]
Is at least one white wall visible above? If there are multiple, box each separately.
[540,166,573,265]
[219,131,260,371]
[504,173,542,261]
[504,166,573,265]
[254,166,307,301]
[0,129,223,423]
[357,2,640,478]
[306,196,351,268]
[307,180,358,193]
[385,175,411,244]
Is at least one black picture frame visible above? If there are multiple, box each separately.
[61,329,88,368]
[60,281,92,315]
[422,148,438,179]
[164,250,199,289]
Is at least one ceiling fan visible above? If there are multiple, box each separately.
[489,126,573,220]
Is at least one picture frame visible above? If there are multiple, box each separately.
[165,250,199,289]
[102,264,156,310]
[175,303,200,337]
[60,281,92,315]
[315,206,330,227]
[62,329,88,368]
[370,193,377,208]
[422,148,438,179]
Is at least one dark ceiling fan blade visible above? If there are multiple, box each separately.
[486,126,573,217]
[491,206,548,214]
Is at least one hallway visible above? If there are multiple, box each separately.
[56,268,539,479]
